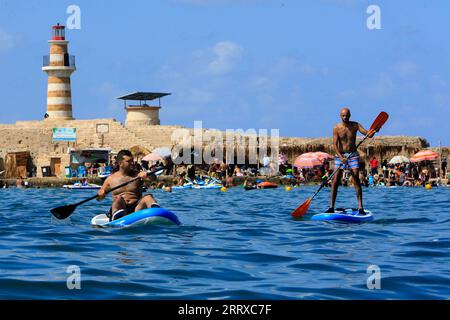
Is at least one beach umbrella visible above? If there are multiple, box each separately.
[389,155,410,164]
[298,152,333,160]
[294,155,322,168]
[410,150,439,163]
[296,152,333,162]
[311,152,334,161]
[142,153,163,162]
[297,152,316,158]
[151,147,172,158]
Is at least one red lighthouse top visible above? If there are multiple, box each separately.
[52,23,65,40]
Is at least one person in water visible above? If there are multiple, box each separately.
[243,178,256,189]
[326,108,375,215]
[96,149,159,221]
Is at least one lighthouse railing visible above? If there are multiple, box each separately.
[43,55,76,67]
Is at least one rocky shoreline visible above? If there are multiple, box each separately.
[1,175,447,189]
[0,175,305,188]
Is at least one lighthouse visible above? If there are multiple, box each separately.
[42,23,76,120]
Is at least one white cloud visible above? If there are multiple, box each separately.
[158,65,183,82]
[98,82,116,95]
[272,57,299,74]
[430,75,447,88]
[337,89,357,100]
[207,41,243,75]
[186,88,215,105]
[364,73,395,99]
[250,76,273,90]
[0,28,15,52]
[94,82,122,113]
[395,61,418,77]
[271,57,329,76]
[433,93,450,112]
[299,64,319,75]
[425,75,450,112]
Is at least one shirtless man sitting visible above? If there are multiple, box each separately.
[326,108,374,215]
[96,149,159,221]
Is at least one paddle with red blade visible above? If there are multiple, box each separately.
[291,111,389,218]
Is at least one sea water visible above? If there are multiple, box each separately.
[0,186,449,299]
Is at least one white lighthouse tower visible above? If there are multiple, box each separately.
[42,23,76,120]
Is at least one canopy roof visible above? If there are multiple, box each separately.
[116,92,171,101]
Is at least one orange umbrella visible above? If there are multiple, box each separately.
[410,150,439,163]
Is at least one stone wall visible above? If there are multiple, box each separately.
[0,119,179,177]
[0,118,445,178]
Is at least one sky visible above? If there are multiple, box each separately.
[0,0,449,146]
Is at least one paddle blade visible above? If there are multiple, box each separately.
[51,204,76,220]
[369,111,389,134]
[291,198,312,218]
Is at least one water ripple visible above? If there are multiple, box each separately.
[0,186,449,299]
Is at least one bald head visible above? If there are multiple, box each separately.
[341,107,351,114]
[340,108,351,123]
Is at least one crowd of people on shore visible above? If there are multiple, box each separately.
[159,156,449,189]
[1,154,448,189]
[359,157,448,187]
[293,157,448,188]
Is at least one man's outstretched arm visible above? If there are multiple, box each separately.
[357,123,375,137]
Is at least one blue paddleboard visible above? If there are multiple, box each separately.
[91,207,181,228]
[311,208,373,223]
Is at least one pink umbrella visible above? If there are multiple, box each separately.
[142,153,163,162]
[312,152,334,161]
[294,155,323,168]
[410,150,439,162]
[298,152,316,158]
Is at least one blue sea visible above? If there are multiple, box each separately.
[1,185,449,299]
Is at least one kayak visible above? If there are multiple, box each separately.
[311,208,373,223]
[172,184,193,190]
[63,183,101,190]
[192,184,222,189]
[257,182,279,189]
[172,184,221,190]
[91,207,181,228]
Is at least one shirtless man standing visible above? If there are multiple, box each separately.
[325,108,374,215]
[97,149,159,221]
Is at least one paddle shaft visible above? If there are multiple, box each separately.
[72,166,165,207]
[73,177,141,207]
